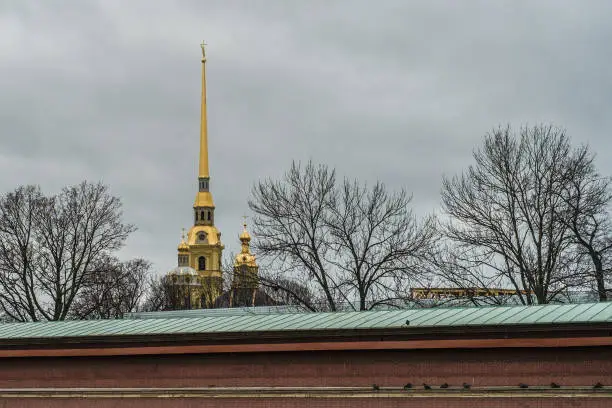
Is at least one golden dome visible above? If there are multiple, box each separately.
[234,252,257,267]
[177,229,189,251]
[177,240,189,252]
[234,222,257,267]
[239,222,251,242]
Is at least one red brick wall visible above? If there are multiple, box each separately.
[1,397,610,408]
[1,346,611,407]
[1,347,610,388]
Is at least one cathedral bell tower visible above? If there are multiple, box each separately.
[169,42,224,309]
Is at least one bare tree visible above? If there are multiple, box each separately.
[560,148,612,300]
[0,182,135,321]
[430,243,532,306]
[441,125,588,304]
[249,162,338,310]
[326,180,437,310]
[259,274,317,310]
[0,186,43,322]
[70,256,151,319]
[249,161,437,311]
[142,275,181,312]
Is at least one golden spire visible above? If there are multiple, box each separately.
[199,40,209,178]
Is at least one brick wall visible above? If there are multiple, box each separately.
[0,346,610,407]
[1,397,611,408]
[1,347,609,388]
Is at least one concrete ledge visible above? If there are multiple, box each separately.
[0,387,611,398]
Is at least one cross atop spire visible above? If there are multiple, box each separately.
[239,215,251,244]
[200,40,207,59]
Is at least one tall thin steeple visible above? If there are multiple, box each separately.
[194,41,214,209]
[168,42,224,310]
[199,41,210,178]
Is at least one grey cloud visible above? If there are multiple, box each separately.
[1,0,611,274]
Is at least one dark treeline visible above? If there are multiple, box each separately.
[0,124,609,320]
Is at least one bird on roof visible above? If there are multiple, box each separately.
[440,383,449,389]
[594,382,604,389]
[463,382,471,389]
[519,383,529,389]
[403,383,412,390]
[372,384,380,391]
[423,383,432,390]
[550,382,561,388]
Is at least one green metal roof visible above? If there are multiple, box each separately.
[0,302,611,341]
[125,305,311,319]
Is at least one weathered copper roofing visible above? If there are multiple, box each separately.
[125,305,310,319]
[0,302,611,340]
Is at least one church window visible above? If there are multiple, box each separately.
[198,256,206,271]
[201,211,205,220]
[207,211,211,221]
[198,232,206,242]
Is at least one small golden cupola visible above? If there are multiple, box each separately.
[229,221,260,307]
[234,222,257,268]
[177,229,189,266]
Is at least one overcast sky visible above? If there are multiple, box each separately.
[1,1,611,275]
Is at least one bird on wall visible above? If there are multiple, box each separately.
[519,383,529,389]
[440,383,449,389]
[550,382,561,388]
[403,383,412,390]
[462,382,471,390]
[423,383,432,390]
[372,384,380,391]
[594,382,604,389]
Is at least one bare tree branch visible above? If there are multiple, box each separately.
[70,256,151,319]
[441,125,595,304]
[0,182,136,321]
[249,160,437,311]
[558,147,612,300]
